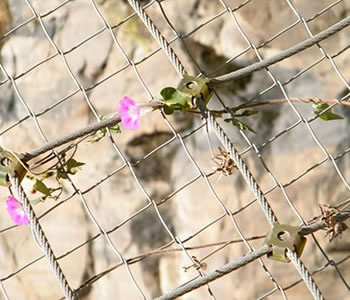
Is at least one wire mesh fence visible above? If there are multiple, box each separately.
[0,0,349,299]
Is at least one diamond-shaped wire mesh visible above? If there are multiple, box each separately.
[0,0,349,299]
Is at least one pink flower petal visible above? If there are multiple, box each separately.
[6,195,29,226]
[118,96,141,131]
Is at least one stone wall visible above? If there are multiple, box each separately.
[0,1,349,299]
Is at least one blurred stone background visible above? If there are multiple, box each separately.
[0,0,349,299]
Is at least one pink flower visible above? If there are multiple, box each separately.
[6,195,29,226]
[118,96,141,130]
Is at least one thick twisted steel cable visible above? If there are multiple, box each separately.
[286,250,324,300]
[15,1,329,299]
[116,1,325,299]
[154,245,272,300]
[156,212,348,300]
[126,0,186,76]
[197,97,327,299]
[9,176,76,300]
[127,0,278,226]
[205,107,278,225]
[210,16,350,84]
[22,114,122,162]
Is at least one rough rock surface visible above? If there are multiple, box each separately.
[0,1,349,299]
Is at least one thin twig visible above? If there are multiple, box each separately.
[234,97,350,110]
[70,235,266,298]
[300,209,350,236]
[154,246,272,300]
[210,98,350,115]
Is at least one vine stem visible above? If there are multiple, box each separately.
[21,102,162,162]
[204,97,350,116]
[231,97,350,111]
[21,97,348,162]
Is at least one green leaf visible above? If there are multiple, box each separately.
[56,169,68,179]
[163,105,174,115]
[235,109,259,117]
[88,124,121,144]
[160,87,176,101]
[88,130,106,143]
[34,179,52,197]
[56,158,85,179]
[224,118,256,133]
[66,158,85,174]
[26,174,35,181]
[313,103,344,121]
[109,124,121,134]
[89,115,121,143]
[161,87,193,112]
[66,158,85,168]
[37,186,62,201]
[42,171,55,179]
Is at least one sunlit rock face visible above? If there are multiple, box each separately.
[0,1,349,299]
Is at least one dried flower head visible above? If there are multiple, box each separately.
[212,147,236,176]
[309,204,348,242]
[183,256,207,272]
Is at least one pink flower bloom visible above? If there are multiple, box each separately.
[118,96,141,130]
[6,195,29,226]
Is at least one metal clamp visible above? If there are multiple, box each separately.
[176,74,213,106]
[0,147,27,187]
[264,224,307,263]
